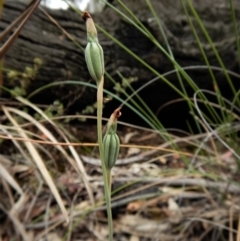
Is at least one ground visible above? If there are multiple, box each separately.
[0,119,239,241]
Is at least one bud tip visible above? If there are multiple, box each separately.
[113,107,122,119]
[82,11,91,22]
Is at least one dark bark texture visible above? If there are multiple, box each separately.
[1,0,240,126]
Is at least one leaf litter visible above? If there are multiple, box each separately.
[0,107,240,241]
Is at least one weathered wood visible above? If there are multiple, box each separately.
[1,0,240,116]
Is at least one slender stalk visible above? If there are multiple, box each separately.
[106,169,112,194]
[82,11,113,239]
[97,77,113,241]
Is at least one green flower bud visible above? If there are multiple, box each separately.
[103,108,121,169]
[103,132,120,169]
[85,41,104,84]
[83,11,104,84]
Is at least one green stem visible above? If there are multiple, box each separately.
[106,169,112,193]
[97,77,113,241]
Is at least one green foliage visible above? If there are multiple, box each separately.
[8,57,42,97]
[34,100,64,120]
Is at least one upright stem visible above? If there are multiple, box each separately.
[97,77,113,241]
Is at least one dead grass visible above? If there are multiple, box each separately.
[0,99,240,241]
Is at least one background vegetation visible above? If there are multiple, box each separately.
[0,0,240,240]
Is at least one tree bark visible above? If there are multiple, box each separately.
[1,0,240,113]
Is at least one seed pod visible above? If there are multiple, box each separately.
[85,41,104,84]
[103,132,120,169]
